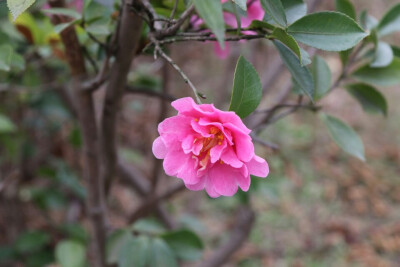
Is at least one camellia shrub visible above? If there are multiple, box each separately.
[0,0,399,266]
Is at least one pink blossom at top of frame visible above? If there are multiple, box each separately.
[215,0,265,59]
[152,97,269,198]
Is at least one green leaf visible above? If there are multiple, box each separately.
[54,22,76,34]
[346,83,387,116]
[148,238,178,267]
[43,8,82,20]
[7,0,36,20]
[118,236,150,267]
[311,55,331,100]
[370,41,394,68]
[260,0,287,27]
[352,58,400,86]
[377,3,400,37]
[15,231,50,254]
[335,0,356,20]
[0,114,16,133]
[107,229,133,264]
[193,0,225,48]
[288,11,367,51]
[85,24,110,35]
[274,40,314,101]
[0,44,13,72]
[132,218,166,235]
[320,114,365,161]
[232,0,246,11]
[271,28,300,60]
[282,0,307,24]
[249,20,275,31]
[229,56,262,118]
[299,47,311,65]
[161,230,204,261]
[55,240,86,267]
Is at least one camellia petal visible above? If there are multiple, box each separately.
[152,97,269,198]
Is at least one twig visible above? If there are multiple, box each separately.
[159,34,266,45]
[197,206,255,267]
[250,134,280,150]
[153,40,202,104]
[117,161,177,229]
[154,5,195,39]
[169,0,179,21]
[128,183,186,223]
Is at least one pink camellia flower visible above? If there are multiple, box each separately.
[152,97,269,198]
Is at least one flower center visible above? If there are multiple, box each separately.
[194,126,225,171]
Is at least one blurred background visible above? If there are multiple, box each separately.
[1,0,400,266]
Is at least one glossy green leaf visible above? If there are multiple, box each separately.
[55,240,86,267]
[54,22,75,34]
[320,114,365,161]
[229,56,262,118]
[118,236,150,267]
[85,24,110,35]
[346,83,387,116]
[193,0,225,48]
[335,0,356,20]
[232,0,246,11]
[299,47,311,65]
[15,231,50,253]
[148,238,178,267]
[274,40,314,101]
[288,12,367,51]
[311,55,331,100]
[377,3,400,37]
[352,58,400,86]
[0,45,13,72]
[249,20,275,31]
[370,41,394,68]
[132,218,166,235]
[7,0,36,20]
[161,230,204,261]
[271,28,300,58]
[43,8,82,20]
[260,0,287,27]
[106,229,133,264]
[282,0,307,24]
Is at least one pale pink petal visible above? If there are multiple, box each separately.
[210,140,227,163]
[198,119,233,145]
[237,172,250,191]
[247,155,269,178]
[152,137,167,159]
[209,164,239,196]
[163,148,188,176]
[182,135,195,154]
[171,97,196,113]
[177,156,201,185]
[186,178,206,191]
[220,146,243,168]
[191,120,213,138]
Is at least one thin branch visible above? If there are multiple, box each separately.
[153,40,202,104]
[251,134,280,150]
[154,5,195,38]
[117,161,177,229]
[197,206,255,267]
[158,34,266,45]
[169,0,179,22]
[128,183,186,223]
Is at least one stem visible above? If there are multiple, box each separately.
[153,42,202,104]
